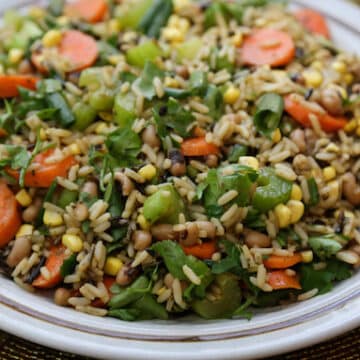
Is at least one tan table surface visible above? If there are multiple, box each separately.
[0,327,359,359]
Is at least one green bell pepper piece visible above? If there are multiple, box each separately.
[126,40,162,68]
[143,184,185,224]
[114,92,136,128]
[192,273,242,319]
[252,167,292,213]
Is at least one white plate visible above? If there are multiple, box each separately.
[1,0,360,359]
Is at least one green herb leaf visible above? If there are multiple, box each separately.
[138,0,173,38]
[228,144,248,163]
[253,93,284,138]
[204,85,224,122]
[152,240,213,298]
[307,177,320,207]
[60,254,77,277]
[105,127,142,168]
[134,61,165,99]
[153,98,195,142]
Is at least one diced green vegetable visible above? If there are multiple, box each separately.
[88,88,114,112]
[57,189,78,208]
[79,68,103,91]
[114,92,136,128]
[176,38,202,62]
[204,85,224,122]
[117,0,154,29]
[252,167,292,213]
[253,93,284,138]
[143,184,185,224]
[134,61,165,99]
[192,273,242,319]
[126,41,162,68]
[308,235,343,259]
[72,102,97,131]
[132,294,169,319]
[60,253,77,277]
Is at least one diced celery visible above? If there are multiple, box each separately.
[79,68,103,91]
[114,92,136,128]
[117,0,153,29]
[7,21,43,50]
[126,41,162,68]
[176,38,202,62]
[73,102,97,131]
[89,88,115,112]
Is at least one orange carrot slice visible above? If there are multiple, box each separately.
[0,75,39,98]
[241,28,295,67]
[32,30,98,73]
[182,240,217,260]
[32,246,67,289]
[65,0,108,23]
[7,149,77,188]
[294,8,330,39]
[263,254,302,269]
[181,137,219,157]
[284,95,347,132]
[0,182,22,248]
[267,270,302,290]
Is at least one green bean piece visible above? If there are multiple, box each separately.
[73,102,97,131]
[192,273,242,319]
[57,189,78,209]
[108,276,149,309]
[46,92,75,128]
[89,88,114,111]
[307,177,320,206]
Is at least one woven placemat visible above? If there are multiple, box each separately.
[0,327,359,360]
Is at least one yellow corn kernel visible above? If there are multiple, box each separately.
[57,16,69,26]
[272,128,282,143]
[108,54,123,65]
[291,184,303,201]
[287,200,305,224]
[344,73,354,85]
[311,61,323,70]
[62,234,83,253]
[39,128,47,141]
[43,210,64,227]
[29,6,45,19]
[15,189,32,207]
[8,48,24,64]
[301,250,313,263]
[223,87,240,105]
[356,126,360,137]
[332,61,347,73]
[16,224,34,238]
[344,119,357,133]
[323,166,336,181]
[68,143,81,155]
[138,164,157,181]
[137,214,150,230]
[162,27,184,43]
[238,156,259,170]
[42,30,62,48]
[303,70,323,88]
[104,257,123,276]
[95,122,108,134]
[164,77,179,88]
[174,0,189,11]
[231,33,243,47]
[108,19,121,34]
[274,204,292,228]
